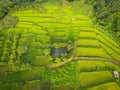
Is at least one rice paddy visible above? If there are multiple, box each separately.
[0,1,120,90]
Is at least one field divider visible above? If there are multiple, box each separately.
[33,56,120,70]
[76,45,101,48]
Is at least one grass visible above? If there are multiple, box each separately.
[42,23,65,28]
[97,35,117,48]
[71,15,90,20]
[80,27,96,31]
[16,24,33,28]
[97,34,120,56]
[76,60,114,72]
[19,80,41,90]
[0,64,13,73]
[87,82,120,90]
[13,13,55,17]
[29,49,45,56]
[49,31,65,37]
[95,30,119,48]
[51,36,68,42]
[27,29,47,35]
[18,17,52,22]
[71,21,91,26]
[36,35,50,43]
[79,31,97,39]
[100,42,120,62]
[46,9,58,13]
[67,23,92,27]
[34,56,49,65]
[17,22,33,25]
[112,53,120,61]
[76,39,100,47]
[76,60,120,72]
[79,71,114,87]
[100,43,114,55]
[32,42,49,49]
[75,47,111,58]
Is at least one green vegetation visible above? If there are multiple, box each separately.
[0,0,120,90]
[85,0,120,40]
[88,82,120,90]
[79,71,114,87]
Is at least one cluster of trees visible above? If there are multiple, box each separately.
[0,0,47,20]
[0,0,46,30]
[0,0,21,20]
[85,0,120,37]
[0,15,18,30]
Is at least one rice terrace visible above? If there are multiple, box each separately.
[0,0,120,90]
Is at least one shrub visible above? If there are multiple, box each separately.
[0,15,18,29]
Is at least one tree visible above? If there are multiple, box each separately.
[112,12,120,32]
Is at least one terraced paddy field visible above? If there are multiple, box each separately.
[0,1,120,90]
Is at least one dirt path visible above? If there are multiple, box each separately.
[46,57,120,70]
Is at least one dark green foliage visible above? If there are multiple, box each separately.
[42,61,78,88]
[85,0,120,40]
[66,0,74,2]
[0,0,42,21]
[0,15,18,29]
[0,64,13,73]
[0,66,44,83]
[0,12,5,19]
[52,85,74,90]
[41,81,52,90]
[85,0,96,5]
[112,12,120,32]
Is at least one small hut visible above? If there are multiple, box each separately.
[113,71,119,79]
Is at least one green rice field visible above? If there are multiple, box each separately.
[0,1,120,90]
